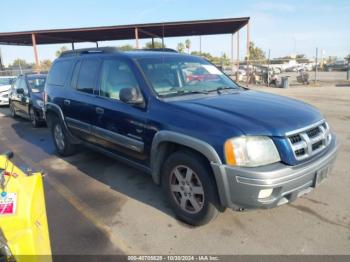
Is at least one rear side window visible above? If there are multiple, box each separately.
[47,60,72,86]
[76,59,100,94]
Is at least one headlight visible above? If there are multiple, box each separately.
[224,136,280,167]
[36,99,44,108]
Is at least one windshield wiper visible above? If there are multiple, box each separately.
[205,86,236,94]
[169,88,209,96]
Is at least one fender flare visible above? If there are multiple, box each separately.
[150,131,230,206]
[45,102,80,144]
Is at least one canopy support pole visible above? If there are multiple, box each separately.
[71,43,75,50]
[31,33,40,71]
[135,27,139,49]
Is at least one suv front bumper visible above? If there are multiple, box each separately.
[211,135,339,210]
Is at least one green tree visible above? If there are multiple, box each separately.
[177,42,185,53]
[9,59,33,69]
[220,53,230,66]
[55,46,69,57]
[191,51,213,62]
[116,44,134,51]
[40,59,52,71]
[248,42,266,63]
[296,54,309,63]
[143,40,165,49]
[185,39,191,53]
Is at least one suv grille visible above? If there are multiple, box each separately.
[287,121,331,160]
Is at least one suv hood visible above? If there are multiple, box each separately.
[172,90,323,137]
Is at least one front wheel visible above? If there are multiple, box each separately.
[161,151,220,226]
[9,102,16,118]
[51,116,76,157]
[29,107,39,128]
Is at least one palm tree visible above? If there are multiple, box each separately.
[55,46,69,57]
[177,42,185,53]
[185,39,191,54]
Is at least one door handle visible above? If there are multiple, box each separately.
[95,107,104,115]
[64,99,71,106]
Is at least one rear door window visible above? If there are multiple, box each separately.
[76,59,101,94]
[70,60,82,88]
[47,60,72,86]
[99,59,139,100]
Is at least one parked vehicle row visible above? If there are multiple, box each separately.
[324,60,348,72]
[0,76,16,106]
[9,73,47,127]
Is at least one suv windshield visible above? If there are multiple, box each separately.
[137,56,239,97]
[27,76,46,93]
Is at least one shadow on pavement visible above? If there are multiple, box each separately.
[9,116,174,220]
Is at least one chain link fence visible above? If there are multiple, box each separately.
[219,58,349,87]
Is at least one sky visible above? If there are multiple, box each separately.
[0,0,349,65]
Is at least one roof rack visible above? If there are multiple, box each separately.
[59,47,120,58]
[59,46,179,58]
[138,48,178,53]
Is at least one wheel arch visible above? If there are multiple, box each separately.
[150,131,228,205]
[45,102,80,144]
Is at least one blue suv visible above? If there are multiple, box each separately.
[44,47,338,225]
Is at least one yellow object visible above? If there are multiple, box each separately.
[0,155,52,262]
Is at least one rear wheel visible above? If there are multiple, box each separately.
[51,116,76,156]
[161,151,220,226]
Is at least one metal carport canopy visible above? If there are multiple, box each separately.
[0,17,249,45]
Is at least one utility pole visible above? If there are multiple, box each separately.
[267,49,271,87]
[0,48,4,71]
[236,31,240,82]
[231,33,234,77]
[314,47,318,86]
[246,22,250,87]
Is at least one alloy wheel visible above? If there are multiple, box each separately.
[30,108,37,126]
[54,123,65,151]
[169,165,205,214]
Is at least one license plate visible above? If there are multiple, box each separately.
[0,192,17,216]
[313,167,329,187]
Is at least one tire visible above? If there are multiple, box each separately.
[9,102,16,118]
[29,107,39,128]
[51,116,76,157]
[161,150,220,226]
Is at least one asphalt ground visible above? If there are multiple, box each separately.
[0,84,349,255]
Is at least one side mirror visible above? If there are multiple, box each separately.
[119,87,144,106]
[16,88,24,94]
